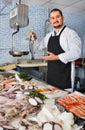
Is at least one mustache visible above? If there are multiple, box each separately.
[53,21,59,24]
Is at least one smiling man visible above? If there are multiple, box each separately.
[40,8,82,91]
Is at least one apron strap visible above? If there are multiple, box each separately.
[59,25,66,36]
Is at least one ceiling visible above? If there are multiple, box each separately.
[0,0,85,14]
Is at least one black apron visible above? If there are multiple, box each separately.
[47,26,71,89]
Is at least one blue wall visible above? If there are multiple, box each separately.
[0,3,85,64]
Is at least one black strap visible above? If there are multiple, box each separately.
[59,25,66,36]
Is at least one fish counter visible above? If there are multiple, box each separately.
[0,71,85,130]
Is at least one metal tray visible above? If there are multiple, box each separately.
[9,51,29,57]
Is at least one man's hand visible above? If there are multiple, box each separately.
[42,51,59,61]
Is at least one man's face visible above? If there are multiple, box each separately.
[50,11,64,29]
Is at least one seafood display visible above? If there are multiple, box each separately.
[0,72,84,130]
[57,91,85,119]
[0,72,42,129]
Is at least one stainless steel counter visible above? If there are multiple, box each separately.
[17,62,47,68]
[16,60,47,81]
[17,59,47,68]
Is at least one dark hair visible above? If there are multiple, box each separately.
[49,8,63,17]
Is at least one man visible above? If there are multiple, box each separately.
[39,8,82,91]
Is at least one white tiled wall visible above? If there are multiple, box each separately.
[0,4,49,64]
[0,3,85,64]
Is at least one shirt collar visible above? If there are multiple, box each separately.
[53,25,64,36]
